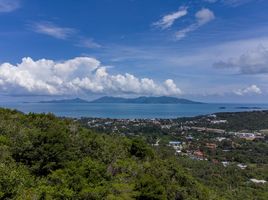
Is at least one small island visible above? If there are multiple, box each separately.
[39,98,89,104]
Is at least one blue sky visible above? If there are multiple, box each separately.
[0,0,268,102]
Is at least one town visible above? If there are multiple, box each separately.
[79,111,268,185]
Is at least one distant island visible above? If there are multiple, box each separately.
[39,98,89,104]
[90,96,203,104]
[39,96,204,104]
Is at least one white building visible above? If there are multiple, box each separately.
[169,141,182,150]
[237,164,247,169]
[250,179,267,184]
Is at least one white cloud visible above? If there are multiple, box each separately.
[153,7,188,29]
[31,22,101,48]
[175,8,215,40]
[175,24,197,41]
[77,38,101,48]
[0,57,182,96]
[196,8,215,25]
[214,46,268,74]
[32,22,75,39]
[234,85,262,96]
[0,0,20,13]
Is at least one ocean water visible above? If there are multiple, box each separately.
[1,102,268,119]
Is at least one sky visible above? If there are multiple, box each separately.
[0,0,268,103]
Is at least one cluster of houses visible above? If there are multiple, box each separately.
[84,116,267,184]
[86,116,265,143]
[167,141,206,160]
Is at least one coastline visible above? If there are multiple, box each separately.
[0,103,268,120]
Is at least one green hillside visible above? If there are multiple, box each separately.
[0,108,267,200]
[0,108,216,200]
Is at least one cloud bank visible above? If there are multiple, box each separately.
[214,46,268,74]
[0,57,182,96]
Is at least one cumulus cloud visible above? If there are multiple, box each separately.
[234,85,262,96]
[175,8,215,40]
[153,7,188,29]
[0,0,20,12]
[31,22,75,39]
[214,46,268,74]
[0,57,182,96]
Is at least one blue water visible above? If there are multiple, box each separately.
[1,102,268,119]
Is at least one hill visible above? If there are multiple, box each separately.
[0,108,215,199]
[90,96,203,104]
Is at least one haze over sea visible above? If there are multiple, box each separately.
[1,102,268,119]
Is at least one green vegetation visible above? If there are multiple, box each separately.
[177,157,268,200]
[187,111,268,131]
[0,108,267,199]
[0,108,216,200]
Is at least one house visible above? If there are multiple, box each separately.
[235,133,256,140]
[210,120,227,124]
[193,150,204,160]
[185,135,194,140]
[169,141,182,150]
[222,161,230,167]
[206,143,217,149]
[237,164,247,169]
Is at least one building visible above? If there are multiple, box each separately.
[210,120,227,124]
[250,179,267,184]
[221,161,230,167]
[169,141,182,150]
[235,132,256,140]
[206,143,217,149]
[237,164,247,170]
[193,150,205,160]
[185,135,194,140]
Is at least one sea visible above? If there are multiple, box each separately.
[1,102,268,119]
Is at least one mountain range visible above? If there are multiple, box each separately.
[39,96,203,104]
